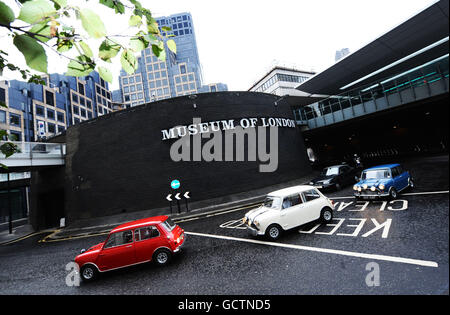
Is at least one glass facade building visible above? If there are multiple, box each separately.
[0,71,113,142]
[118,12,227,107]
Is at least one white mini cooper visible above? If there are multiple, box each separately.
[243,185,334,240]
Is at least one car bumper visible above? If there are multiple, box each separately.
[246,226,263,236]
[173,235,186,253]
[354,191,389,200]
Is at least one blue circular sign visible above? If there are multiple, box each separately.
[171,179,180,189]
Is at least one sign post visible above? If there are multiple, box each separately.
[184,191,190,212]
[170,180,181,213]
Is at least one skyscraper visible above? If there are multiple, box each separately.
[335,48,350,62]
[118,12,227,107]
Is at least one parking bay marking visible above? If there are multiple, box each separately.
[184,231,439,268]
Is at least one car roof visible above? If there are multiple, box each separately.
[268,185,316,197]
[365,164,400,170]
[110,215,169,233]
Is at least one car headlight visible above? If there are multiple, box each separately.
[254,220,260,228]
[358,186,362,192]
[379,184,385,190]
[322,179,331,184]
[370,186,376,191]
[242,217,247,224]
[309,182,314,185]
[362,184,368,190]
[353,185,358,191]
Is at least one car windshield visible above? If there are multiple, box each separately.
[322,167,339,176]
[362,169,390,179]
[263,196,281,209]
[161,218,176,232]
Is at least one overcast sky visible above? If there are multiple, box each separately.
[0,0,438,91]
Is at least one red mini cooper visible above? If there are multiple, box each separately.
[74,216,185,282]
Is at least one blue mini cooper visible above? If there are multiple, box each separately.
[353,164,414,200]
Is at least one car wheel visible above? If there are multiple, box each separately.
[335,182,341,191]
[320,207,333,223]
[80,264,98,282]
[389,187,398,200]
[265,224,282,241]
[153,248,172,266]
[409,178,414,190]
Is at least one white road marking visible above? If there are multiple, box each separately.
[219,219,247,229]
[184,231,439,268]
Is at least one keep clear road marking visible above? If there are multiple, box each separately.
[184,231,439,268]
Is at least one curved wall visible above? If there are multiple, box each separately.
[60,92,311,221]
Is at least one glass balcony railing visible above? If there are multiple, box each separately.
[295,54,449,129]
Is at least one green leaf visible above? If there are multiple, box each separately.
[98,66,112,83]
[166,39,176,55]
[147,18,159,34]
[13,34,48,73]
[50,0,66,10]
[120,49,137,74]
[65,55,95,77]
[56,37,73,52]
[100,0,125,14]
[161,26,172,32]
[79,8,106,39]
[0,1,15,25]
[129,15,142,27]
[18,0,56,24]
[79,41,93,58]
[99,39,121,62]
[29,23,52,42]
[129,36,147,53]
[151,44,166,61]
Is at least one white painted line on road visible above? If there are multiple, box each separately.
[184,231,439,268]
[330,190,449,200]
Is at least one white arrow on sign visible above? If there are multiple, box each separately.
[175,193,181,200]
[184,191,190,199]
[166,194,172,202]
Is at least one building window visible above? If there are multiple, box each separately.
[35,105,45,117]
[73,105,79,115]
[78,82,84,95]
[86,100,92,109]
[210,85,217,92]
[79,97,85,106]
[57,112,64,123]
[0,110,6,124]
[0,88,5,104]
[57,125,65,133]
[72,93,78,103]
[45,90,54,106]
[80,108,86,117]
[46,109,55,120]
[129,77,135,84]
[180,64,186,74]
[9,131,21,141]
[47,123,56,133]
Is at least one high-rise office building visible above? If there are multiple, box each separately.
[1,71,113,142]
[335,48,350,62]
[118,12,227,107]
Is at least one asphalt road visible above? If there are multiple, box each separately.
[0,155,448,295]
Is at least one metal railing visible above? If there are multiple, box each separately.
[0,141,66,168]
[294,55,449,130]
